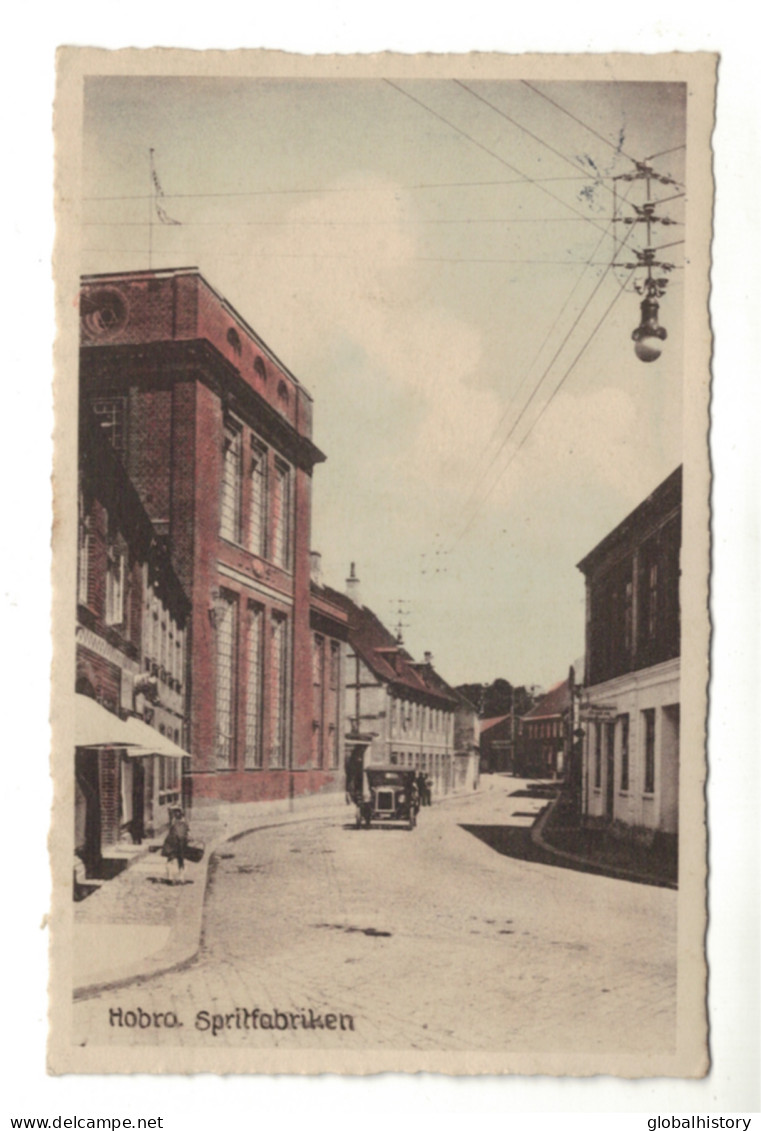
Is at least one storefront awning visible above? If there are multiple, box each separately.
[75,695,138,748]
[121,715,189,760]
[75,695,188,759]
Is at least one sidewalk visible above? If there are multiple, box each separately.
[531,792,679,889]
[73,790,349,999]
[73,783,478,999]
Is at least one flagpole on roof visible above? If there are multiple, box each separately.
[148,147,182,270]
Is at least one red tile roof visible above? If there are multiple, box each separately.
[522,678,571,721]
[480,714,512,734]
[321,586,458,706]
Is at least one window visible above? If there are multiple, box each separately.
[619,714,630,791]
[643,708,656,794]
[157,754,180,808]
[312,634,325,767]
[624,580,634,654]
[175,627,184,691]
[647,564,659,641]
[244,604,264,769]
[248,437,268,557]
[77,509,91,606]
[215,591,238,768]
[105,544,126,626]
[329,641,340,691]
[271,458,292,570]
[594,723,602,789]
[220,421,243,543]
[91,397,126,457]
[270,613,290,769]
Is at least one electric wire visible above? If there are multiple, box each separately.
[645,144,686,161]
[446,223,636,541]
[449,268,635,549]
[81,175,624,203]
[520,81,639,165]
[383,80,613,239]
[454,80,634,216]
[83,216,624,227]
[448,181,637,530]
[80,248,631,265]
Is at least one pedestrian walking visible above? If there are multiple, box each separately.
[161,806,190,884]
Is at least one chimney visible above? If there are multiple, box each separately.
[424,651,433,666]
[310,551,322,586]
[346,561,361,605]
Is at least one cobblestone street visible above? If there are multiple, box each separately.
[72,776,677,1054]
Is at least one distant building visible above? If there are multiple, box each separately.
[327,565,472,800]
[516,678,571,779]
[75,407,191,878]
[79,268,335,810]
[479,714,514,774]
[452,690,481,791]
[577,467,681,840]
[308,553,349,777]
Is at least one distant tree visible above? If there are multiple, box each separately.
[454,679,538,719]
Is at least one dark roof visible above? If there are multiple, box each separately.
[310,580,350,638]
[577,466,682,577]
[322,587,458,707]
[522,678,570,721]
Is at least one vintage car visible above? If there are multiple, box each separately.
[355,767,420,830]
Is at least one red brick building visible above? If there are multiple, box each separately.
[516,678,571,779]
[479,714,514,774]
[308,554,350,776]
[79,268,336,807]
[76,407,191,876]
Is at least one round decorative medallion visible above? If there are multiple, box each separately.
[80,287,129,340]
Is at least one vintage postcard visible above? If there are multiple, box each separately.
[50,49,715,1076]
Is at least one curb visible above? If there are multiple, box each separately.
[73,805,345,1001]
[530,796,678,890]
[73,786,482,1001]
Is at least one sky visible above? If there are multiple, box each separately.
[80,75,687,688]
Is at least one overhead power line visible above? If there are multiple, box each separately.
[449,179,637,532]
[82,174,623,203]
[83,216,629,228]
[450,268,635,549]
[520,81,639,165]
[454,80,623,208]
[448,224,636,538]
[383,80,613,240]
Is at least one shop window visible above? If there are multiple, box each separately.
[619,714,630,791]
[643,708,656,794]
[594,723,602,789]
